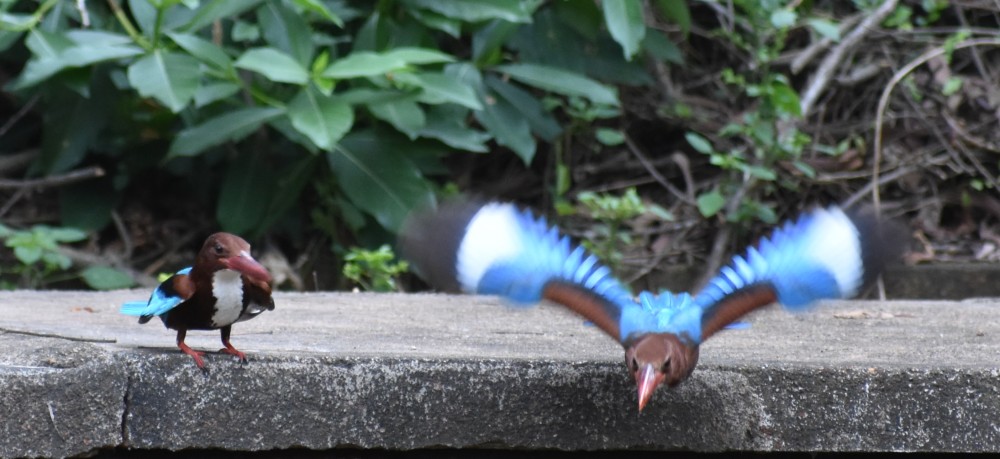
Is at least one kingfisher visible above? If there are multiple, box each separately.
[399,199,903,410]
[121,233,274,372]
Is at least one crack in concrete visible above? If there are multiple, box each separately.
[120,371,132,447]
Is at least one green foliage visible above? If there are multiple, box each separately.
[0,224,134,289]
[687,0,859,225]
[573,188,672,272]
[1,0,684,257]
[342,245,408,292]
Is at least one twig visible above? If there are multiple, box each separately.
[110,210,134,260]
[943,112,1000,154]
[57,246,158,288]
[871,38,1000,211]
[75,0,90,27]
[0,95,39,139]
[0,149,40,175]
[0,166,105,190]
[790,14,863,74]
[623,134,695,205]
[799,0,898,117]
[695,174,754,290]
[0,327,117,344]
[841,156,949,208]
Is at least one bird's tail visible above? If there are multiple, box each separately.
[399,200,634,308]
[694,206,905,310]
[120,301,148,316]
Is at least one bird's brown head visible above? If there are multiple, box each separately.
[624,333,700,411]
[197,233,272,286]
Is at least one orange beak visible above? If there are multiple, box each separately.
[223,251,272,285]
[635,363,666,412]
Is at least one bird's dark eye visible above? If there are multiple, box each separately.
[631,357,639,372]
[660,359,671,373]
[214,244,224,255]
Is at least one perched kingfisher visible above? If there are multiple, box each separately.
[399,199,904,411]
[121,233,275,372]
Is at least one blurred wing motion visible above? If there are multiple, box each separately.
[690,206,905,343]
[400,200,653,343]
[119,267,194,323]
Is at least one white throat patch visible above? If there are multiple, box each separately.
[210,269,245,327]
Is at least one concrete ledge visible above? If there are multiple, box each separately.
[1,291,998,457]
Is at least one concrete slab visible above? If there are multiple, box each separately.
[0,290,998,457]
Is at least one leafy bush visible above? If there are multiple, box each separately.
[0,0,685,248]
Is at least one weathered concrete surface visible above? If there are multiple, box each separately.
[0,291,999,457]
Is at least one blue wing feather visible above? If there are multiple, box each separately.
[120,267,193,318]
[468,207,664,342]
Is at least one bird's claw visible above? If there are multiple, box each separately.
[219,347,248,364]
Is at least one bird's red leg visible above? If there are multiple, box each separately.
[219,325,247,363]
[176,329,208,372]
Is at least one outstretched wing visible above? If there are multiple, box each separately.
[120,267,195,323]
[687,206,904,343]
[400,199,657,342]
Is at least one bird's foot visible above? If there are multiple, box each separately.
[178,342,209,374]
[219,344,248,364]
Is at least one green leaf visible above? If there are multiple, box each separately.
[476,86,535,163]
[322,51,407,79]
[14,245,43,265]
[472,20,518,65]
[383,47,456,65]
[644,29,683,64]
[168,32,233,70]
[485,76,562,141]
[37,80,113,174]
[47,227,87,243]
[942,76,963,96]
[235,47,310,84]
[128,0,158,36]
[232,20,260,41]
[168,107,285,158]
[405,7,462,37]
[769,81,802,117]
[602,0,645,60]
[685,132,713,154]
[368,98,426,139]
[495,63,619,106]
[258,1,314,65]
[80,266,135,290]
[287,87,354,150]
[394,72,483,110]
[419,105,490,152]
[258,155,320,233]
[292,0,344,26]
[127,50,201,113]
[770,9,797,28]
[401,0,535,23]
[13,34,144,89]
[181,0,265,32]
[654,0,691,35]
[806,18,840,41]
[217,151,274,234]
[194,82,241,107]
[696,190,726,217]
[595,128,625,146]
[742,164,777,181]
[330,129,437,231]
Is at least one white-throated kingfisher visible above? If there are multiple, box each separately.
[399,200,903,411]
[121,233,274,372]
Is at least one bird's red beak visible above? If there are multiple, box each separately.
[223,251,272,285]
[636,363,665,412]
